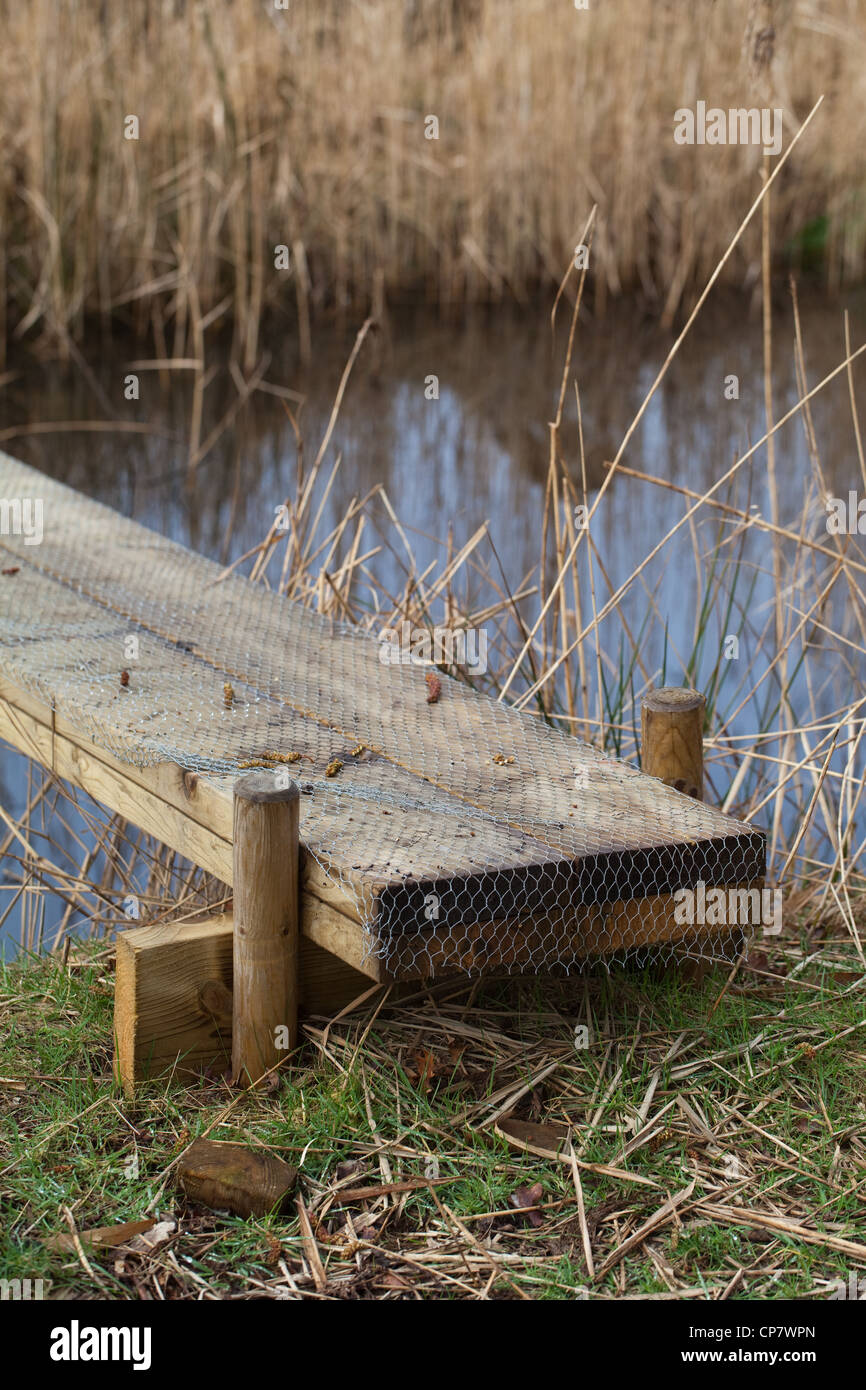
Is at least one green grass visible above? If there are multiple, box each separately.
[2,928,865,1300]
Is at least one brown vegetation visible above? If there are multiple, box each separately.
[1,0,865,367]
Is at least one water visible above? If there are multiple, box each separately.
[3,289,866,948]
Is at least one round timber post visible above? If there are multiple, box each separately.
[641,687,727,979]
[641,686,705,800]
[231,773,299,1087]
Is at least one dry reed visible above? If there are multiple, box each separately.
[1,0,865,370]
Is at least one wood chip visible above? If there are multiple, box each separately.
[177,1138,297,1217]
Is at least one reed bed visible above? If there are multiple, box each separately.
[2,0,866,370]
[2,54,866,1299]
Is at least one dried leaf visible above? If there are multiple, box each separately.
[510,1181,545,1227]
[409,1048,437,1093]
[43,1218,157,1253]
[127,1219,176,1253]
[263,1232,283,1268]
[747,950,770,973]
[793,1116,822,1134]
[335,1159,366,1184]
[425,670,441,703]
[379,1270,413,1290]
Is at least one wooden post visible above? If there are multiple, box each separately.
[641,686,705,799]
[641,687,710,977]
[232,772,299,1086]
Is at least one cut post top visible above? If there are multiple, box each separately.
[233,771,300,805]
[642,686,706,715]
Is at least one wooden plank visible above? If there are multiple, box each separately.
[0,634,765,979]
[113,913,379,1093]
[4,662,765,975]
[0,681,385,978]
[0,452,766,939]
[5,665,760,984]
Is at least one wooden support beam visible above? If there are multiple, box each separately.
[113,912,379,1094]
[113,874,769,1095]
[231,773,300,1086]
[114,916,233,1090]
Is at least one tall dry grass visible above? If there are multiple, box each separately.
[1,0,866,368]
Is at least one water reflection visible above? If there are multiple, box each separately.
[2,290,866,946]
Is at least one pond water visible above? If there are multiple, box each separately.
[2,287,866,948]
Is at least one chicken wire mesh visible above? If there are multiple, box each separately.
[0,453,766,976]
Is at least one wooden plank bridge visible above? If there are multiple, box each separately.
[0,452,765,1090]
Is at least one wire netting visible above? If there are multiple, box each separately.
[0,452,766,974]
